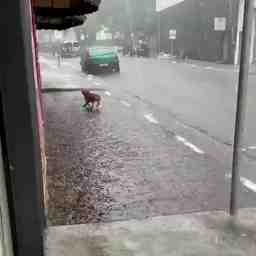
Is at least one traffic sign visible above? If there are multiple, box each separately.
[214,17,226,31]
[169,29,176,40]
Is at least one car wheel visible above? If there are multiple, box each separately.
[115,63,120,73]
[86,65,94,75]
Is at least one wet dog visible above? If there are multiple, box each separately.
[81,89,101,112]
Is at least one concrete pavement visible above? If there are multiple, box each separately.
[41,54,256,226]
[46,208,256,256]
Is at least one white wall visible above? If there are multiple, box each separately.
[156,0,185,12]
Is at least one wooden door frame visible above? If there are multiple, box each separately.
[0,0,45,255]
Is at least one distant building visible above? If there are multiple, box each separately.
[156,0,256,64]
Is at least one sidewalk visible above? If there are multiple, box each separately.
[184,59,256,74]
[157,54,256,74]
[46,208,256,256]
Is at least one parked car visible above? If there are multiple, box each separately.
[137,40,149,57]
[80,47,120,73]
[61,41,80,58]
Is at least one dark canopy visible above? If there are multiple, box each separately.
[33,0,101,30]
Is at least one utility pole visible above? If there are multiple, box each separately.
[230,0,255,216]
[227,0,235,63]
[158,12,161,54]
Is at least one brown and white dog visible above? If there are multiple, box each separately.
[81,89,102,112]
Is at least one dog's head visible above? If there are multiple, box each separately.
[81,89,90,96]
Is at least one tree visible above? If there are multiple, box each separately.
[79,0,157,45]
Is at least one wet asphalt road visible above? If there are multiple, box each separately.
[41,54,256,226]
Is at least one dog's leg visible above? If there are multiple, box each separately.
[92,102,97,112]
[82,99,88,108]
[96,100,101,111]
[88,102,93,112]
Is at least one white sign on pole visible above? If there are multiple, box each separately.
[169,29,176,39]
[214,17,226,31]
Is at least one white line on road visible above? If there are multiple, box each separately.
[240,177,256,193]
[87,75,93,81]
[94,81,101,86]
[172,61,177,64]
[205,66,214,70]
[248,146,256,150]
[175,135,204,154]
[225,173,232,179]
[144,113,159,124]
[225,174,256,193]
[105,91,111,96]
[241,146,256,152]
[120,100,131,107]
[191,65,197,68]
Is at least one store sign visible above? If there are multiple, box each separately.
[169,29,176,39]
[96,30,113,41]
[214,17,226,31]
[156,0,184,12]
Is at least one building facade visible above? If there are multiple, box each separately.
[157,0,241,63]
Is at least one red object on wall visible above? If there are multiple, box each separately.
[29,0,48,206]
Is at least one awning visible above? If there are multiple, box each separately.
[33,0,101,30]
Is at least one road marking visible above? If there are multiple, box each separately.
[172,61,177,64]
[120,100,131,107]
[175,136,204,154]
[105,91,111,96]
[225,174,256,193]
[144,113,159,124]
[225,173,232,179]
[94,81,101,86]
[248,146,256,150]
[87,75,93,81]
[205,66,214,70]
[241,146,256,152]
[191,65,197,68]
[240,177,256,193]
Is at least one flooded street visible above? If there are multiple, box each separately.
[42,54,256,226]
[45,92,223,225]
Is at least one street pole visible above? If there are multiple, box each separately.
[234,0,250,65]
[158,12,161,54]
[230,0,254,216]
[227,0,235,63]
[170,39,174,56]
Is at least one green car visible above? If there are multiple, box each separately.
[80,47,120,74]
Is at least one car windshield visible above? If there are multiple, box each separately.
[89,47,113,52]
